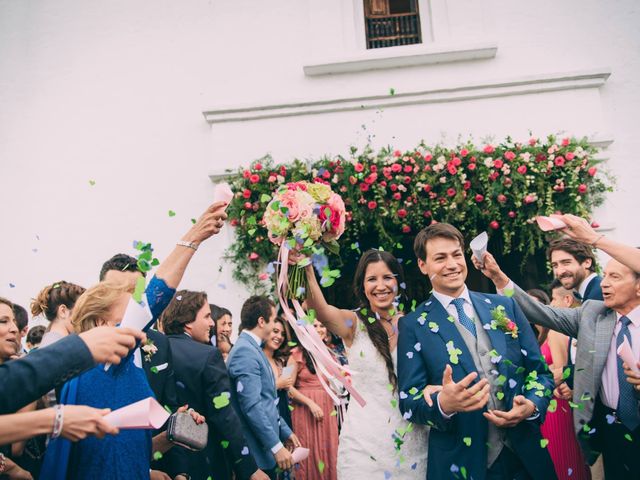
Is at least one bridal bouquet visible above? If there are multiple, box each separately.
[263,181,346,299]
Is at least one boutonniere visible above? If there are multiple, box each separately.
[490,305,518,338]
[141,339,158,362]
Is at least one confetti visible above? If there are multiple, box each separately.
[318,460,325,474]
[168,210,176,217]
[605,414,616,424]
[237,381,244,393]
[150,366,159,374]
[153,451,163,461]
[89,180,96,186]
[508,379,517,389]
[213,392,231,409]
[463,437,472,447]
[406,352,414,359]
[220,440,230,449]
[8,283,15,288]
[503,288,515,297]
[389,88,395,96]
[428,322,439,333]
[625,433,633,442]
[191,218,197,224]
[414,342,422,352]
[548,399,557,413]
[241,446,249,455]
[540,439,549,448]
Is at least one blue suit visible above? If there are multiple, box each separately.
[398,291,556,480]
[227,331,293,470]
[583,275,603,301]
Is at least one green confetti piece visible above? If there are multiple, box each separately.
[132,276,146,303]
[260,193,271,202]
[625,433,633,442]
[153,451,163,460]
[287,341,298,347]
[163,405,172,413]
[503,288,515,298]
[463,437,472,447]
[191,218,197,224]
[88,180,96,186]
[409,387,419,395]
[390,398,398,408]
[150,366,159,374]
[213,392,231,409]
[547,399,557,413]
[496,375,507,386]
[461,466,468,479]
[515,367,525,374]
[289,405,294,411]
[496,391,505,400]
[318,460,325,473]
[540,439,549,448]
[389,87,396,96]
[168,210,176,217]
[562,367,571,380]
[330,409,337,416]
[247,228,257,236]
[221,440,230,449]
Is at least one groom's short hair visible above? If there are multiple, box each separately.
[240,296,275,330]
[413,223,465,261]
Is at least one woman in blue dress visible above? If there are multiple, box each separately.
[41,201,228,480]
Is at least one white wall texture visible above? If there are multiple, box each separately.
[1,0,638,329]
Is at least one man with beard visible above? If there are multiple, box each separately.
[548,238,603,302]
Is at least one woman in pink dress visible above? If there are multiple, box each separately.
[529,287,591,480]
[289,320,338,480]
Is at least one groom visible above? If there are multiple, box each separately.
[398,223,556,480]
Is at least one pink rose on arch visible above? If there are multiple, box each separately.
[475,194,484,202]
[504,151,516,161]
[248,252,260,261]
[554,156,565,167]
[467,163,476,171]
[524,194,536,204]
[578,184,588,194]
[402,225,411,233]
[397,208,408,219]
[484,145,495,154]
[517,165,527,174]
[446,188,456,197]
[424,154,433,162]
[391,163,402,173]
[588,167,597,176]
[493,159,504,169]
[489,220,500,230]
[460,149,469,157]
[497,194,507,203]
[565,152,575,161]
[354,163,364,172]
[529,137,537,146]
[393,150,402,157]
[562,138,570,147]
[508,211,516,218]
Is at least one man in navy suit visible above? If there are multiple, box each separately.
[398,223,556,480]
[548,238,603,302]
[227,296,300,480]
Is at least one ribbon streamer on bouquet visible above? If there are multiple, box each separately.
[276,244,366,408]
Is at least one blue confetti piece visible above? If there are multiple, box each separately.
[521,349,528,357]
[176,381,185,389]
[490,355,502,364]
[237,381,244,393]
[484,298,491,304]
[403,411,412,420]
[266,262,276,274]
[8,283,15,288]
[241,446,249,455]
[218,283,226,290]
[508,379,517,389]
[345,319,353,328]
[450,464,459,474]
[606,414,615,424]
[406,352,414,359]
[400,282,406,290]
[414,342,421,352]
[399,391,408,399]
[32,248,38,253]
[568,468,573,476]
[384,471,392,480]
[411,463,417,470]
[397,258,403,263]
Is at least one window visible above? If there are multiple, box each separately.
[364,0,422,49]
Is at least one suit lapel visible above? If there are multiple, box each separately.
[423,294,477,377]
[471,292,507,360]
[241,331,276,388]
[593,309,616,396]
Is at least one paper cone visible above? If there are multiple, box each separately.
[536,216,567,232]
[291,447,310,464]
[104,397,170,430]
[470,232,488,265]
[104,298,153,371]
[213,183,234,207]
[617,336,639,373]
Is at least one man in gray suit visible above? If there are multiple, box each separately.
[227,296,300,480]
[472,224,640,478]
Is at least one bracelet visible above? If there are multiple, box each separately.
[0,453,6,474]
[177,240,198,251]
[592,234,605,247]
[51,404,64,439]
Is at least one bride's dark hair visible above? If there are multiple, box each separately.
[353,249,406,392]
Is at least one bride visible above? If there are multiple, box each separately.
[303,249,429,478]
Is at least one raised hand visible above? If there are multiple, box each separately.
[555,214,600,245]
[470,251,510,290]
[78,326,146,365]
[438,364,490,415]
[182,201,229,245]
[483,395,536,427]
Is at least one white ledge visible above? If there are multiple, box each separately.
[303,41,498,76]
[202,68,611,124]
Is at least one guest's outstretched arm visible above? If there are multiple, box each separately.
[557,214,640,273]
[303,263,357,342]
[155,201,228,289]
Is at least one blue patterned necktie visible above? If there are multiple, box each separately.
[451,298,477,338]
[616,316,639,431]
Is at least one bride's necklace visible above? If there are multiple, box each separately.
[375,311,397,338]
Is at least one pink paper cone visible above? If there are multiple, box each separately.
[104,397,170,430]
[617,336,640,373]
[292,447,310,464]
[536,215,567,232]
[213,183,234,206]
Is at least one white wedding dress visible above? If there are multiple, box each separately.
[337,317,429,479]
